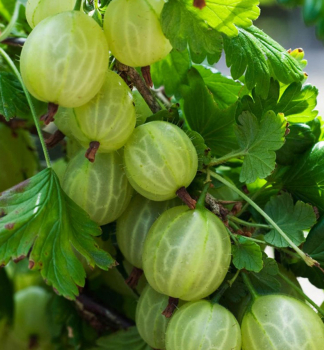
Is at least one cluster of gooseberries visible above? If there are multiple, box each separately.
[4,0,324,349]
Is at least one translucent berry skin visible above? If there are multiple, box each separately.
[166,301,241,350]
[241,294,324,350]
[142,206,231,301]
[103,0,172,67]
[13,287,51,345]
[0,124,38,192]
[20,11,109,108]
[116,194,180,269]
[136,285,170,349]
[26,0,75,28]
[67,70,136,153]
[62,150,133,225]
[124,121,198,201]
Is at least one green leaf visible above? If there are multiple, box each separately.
[236,110,287,183]
[289,259,324,289]
[238,79,318,123]
[185,130,211,171]
[0,269,13,322]
[0,169,115,299]
[221,274,249,303]
[276,120,320,166]
[151,49,190,97]
[0,72,29,120]
[275,83,318,123]
[264,193,316,247]
[181,68,239,156]
[303,216,324,264]
[282,141,324,214]
[94,327,152,350]
[224,26,305,97]
[250,256,281,294]
[232,236,263,272]
[161,0,223,64]
[194,65,245,110]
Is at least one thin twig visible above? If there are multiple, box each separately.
[115,61,161,114]
[76,294,134,330]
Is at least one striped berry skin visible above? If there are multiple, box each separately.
[26,0,75,28]
[166,301,242,350]
[62,150,133,226]
[142,206,231,301]
[62,70,136,153]
[103,0,172,67]
[20,11,109,108]
[136,285,170,349]
[123,121,198,201]
[242,295,324,350]
[116,194,181,269]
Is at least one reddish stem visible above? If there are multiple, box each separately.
[40,103,59,125]
[45,130,65,149]
[141,66,153,87]
[85,141,100,163]
[125,267,143,288]
[176,187,196,210]
[162,297,179,318]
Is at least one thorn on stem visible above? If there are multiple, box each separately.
[176,187,196,210]
[40,103,59,125]
[162,297,179,318]
[85,141,100,163]
[45,130,65,149]
[126,267,143,288]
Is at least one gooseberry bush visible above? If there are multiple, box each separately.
[1,0,324,349]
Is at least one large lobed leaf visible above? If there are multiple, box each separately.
[236,110,287,183]
[232,235,263,272]
[224,26,305,97]
[239,79,318,123]
[181,68,239,156]
[264,193,316,248]
[282,141,324,214]
[0,169,115,299]
[151,49,190,97]
[161,0,223,64]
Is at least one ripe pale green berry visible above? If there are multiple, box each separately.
[103,0,172,67]
[136,285,171,349]
[133,89,152,126]
[142,206,231,301]
[124,121,198,201]
[57,70,136,153]
[12,287,51,346]
[26,0,75,28]
[116,194,180,269]
[62,150,133,225]
[166,300,242,350]
[242,294,324,350]
[20,11,109,108]
[0,124,38,192]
